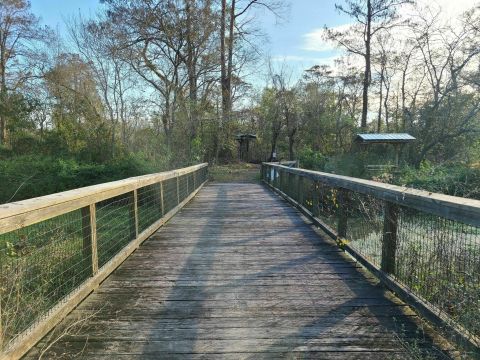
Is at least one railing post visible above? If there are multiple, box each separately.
[279,169,283,191]
[81,204,98,275]
[160,181,165,216]
[312,181,320,217]
[176,175,180,204]
[381,202,399,274]
[298,175,304,206]
[288,171,293,197]
[337,189,349,239]
[129,190,139,240]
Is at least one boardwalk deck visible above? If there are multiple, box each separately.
[24,183,450,359]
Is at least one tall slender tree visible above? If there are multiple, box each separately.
[326,0,412,129]
[0,0,51,146]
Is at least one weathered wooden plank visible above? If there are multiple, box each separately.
[23,182,450,359]
[1,181,207,360]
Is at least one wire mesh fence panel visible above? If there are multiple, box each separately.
[0,163,208,355]
[138,184,162,233]
[179,174,189,203]
[163,177,179,214]
[314,182,340,231]
[96,193,135,268]
[0,209,89,347]
[396,208,480,337]
[346,192,384,268]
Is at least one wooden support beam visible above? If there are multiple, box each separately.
[381,201,399,275]
[337,189,349,239]
[160,181,164,217]
[312,181,320,217]
[298,175,304,206]
[177,176,180,205]
[129,190,139,240]
[81,206,93,276]
[80,204,98,275]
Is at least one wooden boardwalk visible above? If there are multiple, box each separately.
[25,183,450,359]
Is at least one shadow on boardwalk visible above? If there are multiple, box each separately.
[24,183,452,359]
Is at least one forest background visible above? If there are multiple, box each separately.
[2,0,480,202]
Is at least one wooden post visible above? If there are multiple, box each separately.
[298,176,304,207]
[279,169,283,191]
[160,181,165,217]
[337,189,349,239]
[381,202,399,274]
[129,190,139,240]
[312,181,320,217]
[81,204,98,275]
[176,175,180,204]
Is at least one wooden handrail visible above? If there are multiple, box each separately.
[262,162,480,353]
[264,162,480,227]
[0,163,208,235]
[0,163,208,360]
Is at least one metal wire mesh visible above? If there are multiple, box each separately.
[138,184,162,233]
[163,177,179,214]
[346,192,384,267]
[262,163,480,342]
[0,209,90,347]
[396,208,480,337]
[0,165,207,351]
[96,192,136,267]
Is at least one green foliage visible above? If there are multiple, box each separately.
[0,153,159,203]
[397,161,480,199]
[298,147,327,171]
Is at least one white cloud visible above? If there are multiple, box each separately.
[301,29,335,52]
[301,24,352,52]
[271,55,337,64]
[301,0,478,53]
[414,0,478,20]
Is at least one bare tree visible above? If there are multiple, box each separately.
[326,0,413,129]
[0,0,51,145]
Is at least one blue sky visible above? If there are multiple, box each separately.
[31,0,347,74]
[30,0,477,81]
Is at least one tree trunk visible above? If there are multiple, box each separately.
[0,60,7,146]
[185,0,198,144]
[220,0,228,123]
[377,66,384,133]
[361,0,372,130]
[384,83,390,131]
[227,0,236,118]
[288,132,295,160]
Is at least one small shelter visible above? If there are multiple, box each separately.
[235,133,257,162]
[355,133,415,169]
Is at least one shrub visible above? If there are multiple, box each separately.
[0,154,161,203]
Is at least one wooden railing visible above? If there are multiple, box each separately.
[0,163,208,360]
[262,162,480,354]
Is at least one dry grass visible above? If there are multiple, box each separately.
[209,162,261,183]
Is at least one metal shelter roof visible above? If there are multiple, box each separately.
[355,133,416,144]
[235,133,257,140]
